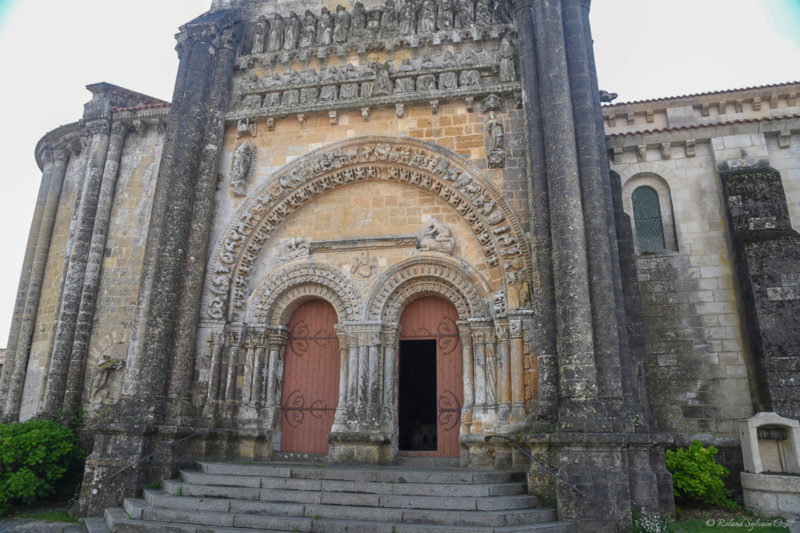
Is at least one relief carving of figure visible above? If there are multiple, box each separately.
[459,69,480,87]
[318,7,334,45]
[443,51,457,67]
[418,0,437,33]
[416,74,436,92]
[492,0,512,23]
[251,16,268,54]
[395,58,416,93]
[299,69,320,103]
[90,355,126,402]
[242,94,262,109]
[487,119,505,167]
[230,143,254,196]
[438,0,454,30]
[298,10,317,48]
[421,54,435,69]
[340,63,360,99]
[454,0,474,28]
[439,71,458,90]
[499,36,516,82]
[320,67,340,101]
[284,11,301,50]
[352,2,367,31]
[333,5,351,43]
[372,61,393,96]
[381,0,397,31]
[267,14,285,51]
[276,237,310,262]
[419,216,455,254]
[398,0,416,34]
[475,0,491,26]
[367,8,382,31]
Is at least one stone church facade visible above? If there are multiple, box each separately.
[0,0,798,529]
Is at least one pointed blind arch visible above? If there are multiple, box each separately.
[632,185,665,252]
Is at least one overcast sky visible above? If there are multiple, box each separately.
[0,0,798,347]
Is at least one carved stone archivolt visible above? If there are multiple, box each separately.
[204,136,531,322]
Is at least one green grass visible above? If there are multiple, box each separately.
[15,510,76,523]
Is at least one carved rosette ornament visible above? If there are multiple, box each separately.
[204,137,531,322]
[230,142,255,196]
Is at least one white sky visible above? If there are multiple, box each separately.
[0,0,798,347]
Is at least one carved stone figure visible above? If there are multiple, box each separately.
[299,10,317,48]
[262,72,284,90]
[267,14,285,51]
[499,36,516,82]
[418,0,437,33]
[438,0,454,30]
[417,74,436,91]
[419,217,455,254]
[367,8,382,31]
[372,62,392,96]
[243,73,261,91]
[284,11,301,49]
[381,0,397,31]
[455,0,474,28]
[252,16,268,54]
[281,87,300,105]
[475,0,491,26]
[230,143,254,196]
[443,51,457,67]
[459,69,480,87]
[492,290,506,315]
[398,0,416,34]
[421,54,435,69]
[320,67,340,101]
[492,0,512,24]
[90,355,125,402]
[276,237,310,262]
[340,63,360,99]
[318,7,334,45]
[439,71,458,90]
[352,2,367,32]
[300,69,320,103]
[487,119,505,167]
[242,94,262,109]
[333,5,351,43]
[395,58,416,93]
[461,50,478,66]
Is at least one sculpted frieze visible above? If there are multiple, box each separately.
[205,138,530,322]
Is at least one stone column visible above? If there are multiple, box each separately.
[514,0,557,427]
[381,327,399,428]
[224,329,243,402]
[265,327,288,409]
[59,121,130,415]
[333,327,350,430]
[367,328,383,409]
[495,321,511,422]
[1,146,70,419]
[166,25,238,424]
[531,0,599,428]
[346,331,360,407]
[251,332,267,406]
[509,319,525,422]
[203,332,225,413]
[357,331,370,407]
[37,119,111,419]
[457,321,474,433]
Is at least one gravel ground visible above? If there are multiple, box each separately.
[0,517,77,533]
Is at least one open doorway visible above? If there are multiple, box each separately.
[398,339,437,451]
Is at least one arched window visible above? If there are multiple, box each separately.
[632,186,665,252]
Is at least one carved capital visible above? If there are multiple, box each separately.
[81,119,111,138]
[111,120,133,138]
[268,326,289,349]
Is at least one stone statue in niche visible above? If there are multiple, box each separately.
[367,8,382,31]
[320,67,341,101]
[318,7,334,45]
[418,0,437,33]
[395,58,416,93]
[333,5,351,43]
[299,10,317,48]
[475,0,491,26]
[252,16,268,54]
[284,11,301,50]
[492,0,512,24]
[300,69,320,103]
[487,119,505,167]
[381,0,397,31]
[499,36,516,82]
[438,0,454,30]
[455,0,474,28]
[372,62,393,96]
[267,14,285,51]
[419,216,455,254]
[90,354,126,403]
[506,271,531,309]
[276,237,310,262]
[340,64,360,99]
[416,74,436,92]
[230,142,254,196]
[281,84,300,106]
[398,0,416,34]
[352,2,367,31]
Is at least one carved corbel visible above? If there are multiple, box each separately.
[395,103,405,118]
[429,100,439,114]
[361,107,370,121]
[329,110,338,125]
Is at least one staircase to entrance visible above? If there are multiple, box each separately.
[92,461,572,532]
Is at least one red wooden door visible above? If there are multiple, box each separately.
[280,300,339,454]
[400,297,463,457]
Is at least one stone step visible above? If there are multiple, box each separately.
[183,469,526,496]
[198,461,525,484]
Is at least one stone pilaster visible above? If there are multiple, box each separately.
[1,146,70,419]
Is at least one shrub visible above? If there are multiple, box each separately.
[664,440,737,509]
[0,418,85,516]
